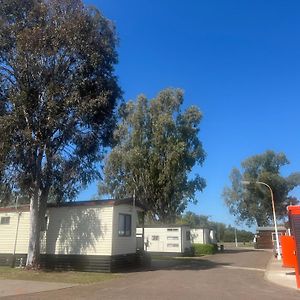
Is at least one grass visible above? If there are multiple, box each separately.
[0,267,120,284]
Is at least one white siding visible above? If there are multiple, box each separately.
[0,211,30,254]
[0,203,141,257]
[191,228,204,244]
[210,230,217,244]
[137,227,186,253]
[111,205,138,255]
[41,206,114,256]
[181,226,192,251]
[191,228,214,244]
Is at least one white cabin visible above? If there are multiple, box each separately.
[137,225,192,254]
[0,199,143,272]
[190,228,217,244]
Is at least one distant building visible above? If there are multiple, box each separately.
[255,226,287,249]
[136,225,192,255]
[190,228,217,244]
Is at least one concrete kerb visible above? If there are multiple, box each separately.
[0,279,77,298]
[264,256,299,290]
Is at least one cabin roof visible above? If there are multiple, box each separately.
[0,198,144,213]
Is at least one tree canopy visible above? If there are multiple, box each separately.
[177,211,254,242]
[100,89,206,222]
[223,150,300,226]
[0,0,121,267]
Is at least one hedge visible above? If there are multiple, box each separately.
[192,243,218,256]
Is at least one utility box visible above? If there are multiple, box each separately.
[280,235,296,268]
[287,205,300,288]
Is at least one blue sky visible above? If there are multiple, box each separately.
[79,0,300,231]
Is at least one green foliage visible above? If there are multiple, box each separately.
[0,0,121,203]
[178,211,254,242]
[222,225,254,243]
[192,243,217,256]
[223,150,300,226]
[178,212,211,228]
[100,89,206,222]
[0,0,121,266]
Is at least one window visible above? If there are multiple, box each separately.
[167,228,178,232]
[118,214,131,236]
[0,217,10,225]
[167,243,179,247]
[152,235,159,241]
[272,232,283,242]
[167,236,179,240]
[186,231,191,241]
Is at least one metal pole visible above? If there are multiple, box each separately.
[235,228,238,247]
[241,180,282,260]
[256,181,281,260]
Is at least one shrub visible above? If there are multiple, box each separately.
[192,243,217,256]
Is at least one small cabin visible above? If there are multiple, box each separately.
[0,198,143,272]
[190,228,217,244]
[136,225,192,255]
[254,226,287,249]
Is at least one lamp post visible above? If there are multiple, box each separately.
[234,227,238,247]
[241,180,281,260]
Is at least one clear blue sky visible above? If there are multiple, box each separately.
[79,0,300,231]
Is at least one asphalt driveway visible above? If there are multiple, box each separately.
[2,249,300,300]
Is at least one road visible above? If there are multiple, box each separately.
[3,248,300,300]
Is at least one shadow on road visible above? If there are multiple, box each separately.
[149,258,232,271]
[117,248,270,274]
[118,256,232,273]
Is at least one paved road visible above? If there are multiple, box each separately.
[3,249,300,300]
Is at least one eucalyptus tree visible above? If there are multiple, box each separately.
[100,89,206,222]
[223,151,300,226]
[0,0,121,267]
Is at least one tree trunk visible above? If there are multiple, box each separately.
[26,189,41,268]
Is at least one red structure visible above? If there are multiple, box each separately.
[281,235,296,268]
[287,205,300,288]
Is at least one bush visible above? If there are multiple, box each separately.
[192,243,218,256]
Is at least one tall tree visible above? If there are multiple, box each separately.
[223,151,300,226]
[0,0,121,267]
[100,89,206,222]
[178,211,211,228]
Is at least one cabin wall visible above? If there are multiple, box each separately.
[0,211,30,254]
[255,229,286,249]
[191,229,204,244]
[41,206,113,256]
[190,228,216,244]
[181,226,192,252]
[138,227,184,253]
[111,205,138,256]
[0,204,142,271]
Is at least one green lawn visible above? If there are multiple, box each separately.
[0,267,120,284]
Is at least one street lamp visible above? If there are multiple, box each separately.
[241,180,282,260]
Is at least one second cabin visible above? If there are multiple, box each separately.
[136,225,192,255]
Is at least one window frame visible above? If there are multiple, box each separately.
[167,236,179,240]
[152,235,159,241]
[118,213,132,237]
[186,231,191,241]
[0,216,10,225]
